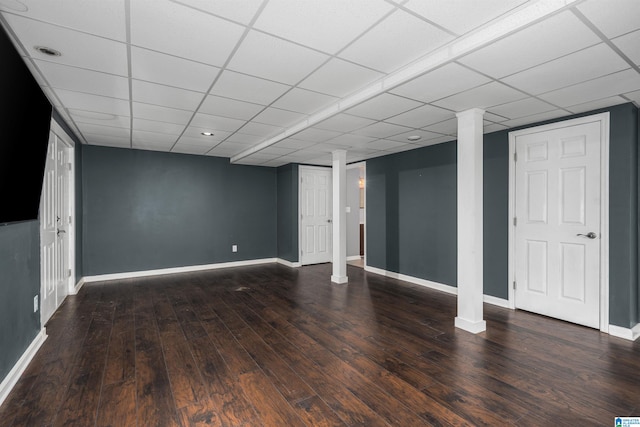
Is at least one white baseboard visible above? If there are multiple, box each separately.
[455,317,487,334]
[0,329,47,407]
[364,266,512,309]
[608,323,640,341]
[80,258,278,284]
[276,258,301,268]
[73,277,86,294]
[347,255,362,261]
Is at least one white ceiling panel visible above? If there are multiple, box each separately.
[69,110,129,128]
[390,63,491,103]
[55,89,130,116]
[131,46,220,93]
[352,122,412,138]
[325,133,377,148]
[365,139,410,151]
[499,109,567,129]
[271,88,338,115]
[434,82,527,111]
[272,138,318,150]
[339,10,453,73]
[422,118,457,135]
[347,93,423,120]
[210,70,292,105]
[224,133,265,145]
[4,14,128,76]
[539,69,640,107]
[178,134,229,145]
[210,140,253,153]
[565,96,629,115]
[299,58,385,97]
[403,0,527,35]
[577,0,640,39]
[132,129,177,145]
[613,30,640,66]
[129,0,244,66]
[503,44,629,95]
[384,129,445,144]
[252,108,306,127]
[132,80,203,111]
[292,127,342,142]
[199,95,264,120]
[35,60,129,99]
[316,114,376,133]
[624,89,640,106]
[256,146,296,156]
[76,122,130,139]
[171,0,264,25]
[83,133,130,148]
[253,0,393,54]
[484,123,510,133]
[227,30,329,85]
[238,122,283,138]
[171,144,212,155]
[190,113,246,132]
[133,118,185,135]
[458,11,601,78]
[0,0,127,41]
[488,98,561,120]
[132,102,193,125]
[385,104,454,128]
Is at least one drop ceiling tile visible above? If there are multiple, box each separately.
[365,139,409,151]
[565,96,629,114]
[83,133,131,148]
[487,98,559,120]
[292,127,342,142]
[458,11,601,78]
[413,135,456,147]
[503,44,629,95]
[224,133,266,145]
[325,133,377,148]
[132,130,177,145]
[499,109,567,128]
[271,88,338,115]
[132,80,203,111]
[352,122,412,138]
[253,0,393,54]
[347,93,423,120]
[133,118,185,135]
[256,146,296,156]
[312,142,352,151]
[210,71,292,105]
[422,118,457,135]
[69,109,129,128]
[238,121,284,138]
[178,134,229,146]
[272,138,317,150]
[132,142,173,152]
[55,89,130,116]
[403,0,527,35]
[171,143,212,155]
[340,10,453,73]
[390,63,491,103]
[384,144,423,154]
[624,89,640,105]
[190,113,246,132]
[577,0,640,39]
[384,104,453,128]
[484,123,510,133]
[262,159,289,168]
[76,122,130,139]
[252,108,306,127]
[538,69,640,107]
[131,46,220,93]
[0,0,127,41]
[385,129,446,143]
[132,102,193,125]
[433,82,527,111]
[35,60,129,99]
[228,30,329,85]
[613,30,640,66]
[316,114,376,132]
[299,58,385,97]
[5,14,128,76]
[130,0,244,66]
[211,140,253,153]
[199,95,264,120]
[170,0,264,25]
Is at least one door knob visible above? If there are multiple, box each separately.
[327,219,332,223]
[576,232,597,239]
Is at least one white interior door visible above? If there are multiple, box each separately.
[40,131,70,325]
[514,120,602,329]
[300,167,332,265]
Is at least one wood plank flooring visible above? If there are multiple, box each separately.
[1,263,639,426]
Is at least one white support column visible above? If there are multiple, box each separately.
[331,150,348,284]
[455,108,486,334]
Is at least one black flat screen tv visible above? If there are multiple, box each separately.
[0,24,52,225]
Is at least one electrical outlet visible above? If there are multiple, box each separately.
[232,244,238,253]
[33,295,38,313]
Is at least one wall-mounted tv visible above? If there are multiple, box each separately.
[0,24,52,225]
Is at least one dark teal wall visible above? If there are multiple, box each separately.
[0,221,40,383]
[276,164,299,263]
[81,146,277,275]
[366,103,639,328]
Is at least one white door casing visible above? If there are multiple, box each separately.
[509,113,609,331]
[300,166,332,265]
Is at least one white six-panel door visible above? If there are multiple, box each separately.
[300,167,332,265]
[514,120,602,329]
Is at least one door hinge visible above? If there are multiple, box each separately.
[513,217,517,226]
[514,152,517,162]
[68,215,72,225]
[513,281,517,290]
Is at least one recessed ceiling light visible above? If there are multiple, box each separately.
[201,132,214,136]
[407,135,422,141]
[34,46,61,57]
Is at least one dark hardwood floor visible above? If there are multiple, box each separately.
[1,263,639,426]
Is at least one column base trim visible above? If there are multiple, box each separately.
[455,317,487,334]
[331,275,348,284]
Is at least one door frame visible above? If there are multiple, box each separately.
[507,112,610,332]
[298,165,332,266]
